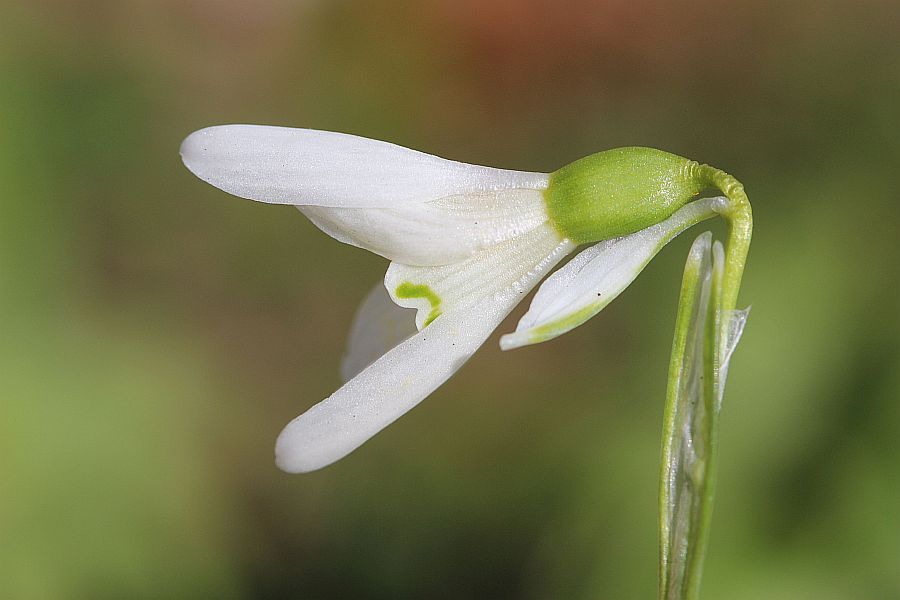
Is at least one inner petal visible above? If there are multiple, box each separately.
[385,222,573,330]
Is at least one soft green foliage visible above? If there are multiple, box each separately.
[546,148,701,243]
[659,234,727,600]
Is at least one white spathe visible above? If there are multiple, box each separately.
[709,241,750,410]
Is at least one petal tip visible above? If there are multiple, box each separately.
[179,124,284,203]
[499,332,530,351]
[274,424,327,474]
[179,126,218,179]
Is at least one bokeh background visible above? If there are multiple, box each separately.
[2,0,899,598]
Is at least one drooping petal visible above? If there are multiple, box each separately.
[275,223,574,473]
[340,282,417,383]
[500,197,728,350]
[180,125,547,208]
[300,187,549,266]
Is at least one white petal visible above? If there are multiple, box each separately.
[180,125,547,208]
[340,282,417,383]
[300,187,549,266]
[385,223,572,329]
[500,197,728,350]
[275,224,573,473]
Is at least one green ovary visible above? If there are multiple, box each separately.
[545,147,704,244]
[395,282,442,326]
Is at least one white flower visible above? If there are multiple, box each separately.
[180,125,726,473]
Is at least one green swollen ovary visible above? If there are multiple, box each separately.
[395,282,442,326]
[545,147,704,244]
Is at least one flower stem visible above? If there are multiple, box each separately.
[696,164,753,316]
[658,166,752,600]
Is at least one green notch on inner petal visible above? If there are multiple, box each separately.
[395,282,442,326]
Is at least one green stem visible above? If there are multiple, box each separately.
[696,164,753,315]
[658,165,752,600]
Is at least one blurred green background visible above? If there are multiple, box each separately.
[2,1,898,598]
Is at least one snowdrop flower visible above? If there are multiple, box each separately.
[180,125,749,473]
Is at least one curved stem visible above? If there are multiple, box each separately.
[696,164,753,315]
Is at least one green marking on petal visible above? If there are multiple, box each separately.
[396,282,442,326]
[522,298,610,345]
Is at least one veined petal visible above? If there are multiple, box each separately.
[385,223,572,330]
[340,282,417,383]
[180,125,547,208]
[300,187,549,266]
[500,197,728,350]
[275,224,573,473]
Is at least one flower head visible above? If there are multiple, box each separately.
[180,125,730,473]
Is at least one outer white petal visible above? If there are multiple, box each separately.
[275,223,574,473]
[300,187,549,266]
[340,282,417,383]
[180,125,547,208]
[500,197,728,350]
